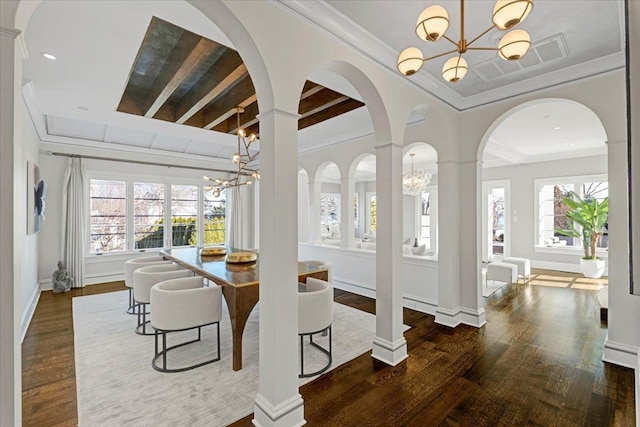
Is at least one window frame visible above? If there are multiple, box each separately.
[86,171,227,257]
[534,174,608,255]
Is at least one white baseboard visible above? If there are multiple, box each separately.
[435,306,486,328]
[531,260,609,276]
[21,283,41,342]
[402,293,437,315]
[371,336,408,366]
[603,337,639,370]
[333,277,376,299]
[40,272,124,291]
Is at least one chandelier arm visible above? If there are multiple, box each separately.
[467,47,499,51]
[441,34,459,48]
[423,48,459,62]
[466,24,496,47]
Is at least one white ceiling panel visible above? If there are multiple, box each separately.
[150,134,191,153]
[46,115,106,141]
[104,126,155,148]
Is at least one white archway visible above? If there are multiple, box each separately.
[475,98,609,299]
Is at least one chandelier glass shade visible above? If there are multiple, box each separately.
[204,106,260,197]
[397,0,533,82]
[403,153,431,196]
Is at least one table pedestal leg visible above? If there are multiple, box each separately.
[222,285,259,371]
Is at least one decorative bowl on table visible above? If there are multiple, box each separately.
[200,246,227,257]
[226,251,257,264]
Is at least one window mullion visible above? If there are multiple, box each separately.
[126,180,134,251]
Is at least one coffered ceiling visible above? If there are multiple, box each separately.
[117,17,364,138]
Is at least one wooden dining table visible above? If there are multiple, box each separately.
[160,247,329,371]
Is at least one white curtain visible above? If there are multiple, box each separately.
[226,186,242,249]
[61,157,86,288]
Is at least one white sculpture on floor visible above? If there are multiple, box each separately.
[52,261,73,293]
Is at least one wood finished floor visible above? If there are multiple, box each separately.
[22,270,635,426]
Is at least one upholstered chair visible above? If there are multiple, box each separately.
[123,256,172,315]
[150,276,223,373]
[298,277,333,378]
[132,264,191,335]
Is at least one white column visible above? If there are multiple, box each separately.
[372,142,407,365]
[340,176,355,248]
[435,160,462,327]
[0,25,22,427]
[308,180,321,244]
[459,160,485,327]
[253,108,305,427]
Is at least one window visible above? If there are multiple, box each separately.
[418,187,437,252]
[89,179,126,253]
[87,176,227,255]
[171,185,198,247]
[204,189,226,244]
[320,194,340,228]
[134,182,164,249]
[367,193,377,232]
[537,176,608,249]
[420,192,431,249]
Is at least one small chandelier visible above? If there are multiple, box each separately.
[397,0,533,82]
[204,106,260,197]
[403,153,431,196]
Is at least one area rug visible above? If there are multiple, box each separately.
[73,290,384,426]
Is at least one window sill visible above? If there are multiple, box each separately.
[85,248,165,263]
[534,245,609,258]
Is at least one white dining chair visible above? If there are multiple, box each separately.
[150,276,223,373]
[132,264,191,335]
[123,256,172,315]
[298,277,333,378]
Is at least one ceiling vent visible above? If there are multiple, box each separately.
[472,34,568,82]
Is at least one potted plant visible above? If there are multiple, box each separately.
[555,191,609,278]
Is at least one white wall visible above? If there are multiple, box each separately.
[20,101,40,339]
[482,155,607,272]
[299,243,438,314]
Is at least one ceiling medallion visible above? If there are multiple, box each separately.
[204,107,260,197]
[397,0,533,82]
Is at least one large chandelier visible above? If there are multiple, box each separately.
[403,153,431,196]
[397,0,533,82]
[204,106,260,197]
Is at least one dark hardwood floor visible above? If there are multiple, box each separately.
[22,270,635,426]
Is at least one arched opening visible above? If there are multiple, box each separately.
[314,161,342,245]
[351,154,377,247]
[402,143,438,255]
[477,98,609,297]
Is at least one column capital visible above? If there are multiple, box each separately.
[374,141,404,150]
[257,108,301,121]
[0,26,21,38]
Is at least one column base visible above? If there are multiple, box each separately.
[371,336,408,366]
[603,335,639,370]
[253,393,305,427]
[435,307,486,328]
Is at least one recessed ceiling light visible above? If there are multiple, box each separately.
[542,114,551,119]
[553,126,561,130]
[78,106,88,111]
[41,52,56,60]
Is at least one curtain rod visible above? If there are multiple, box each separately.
[49,152,254,176]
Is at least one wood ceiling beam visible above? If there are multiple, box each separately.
[298,88,349,117]
[212,101,260,135]
[201,75,256,130]
[298,99,364,130]
[143,37,215,118]
[174,50,246,124]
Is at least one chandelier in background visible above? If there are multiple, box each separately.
[397,0,533,82]
[204,106,260,197]
[403,153,431,196]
